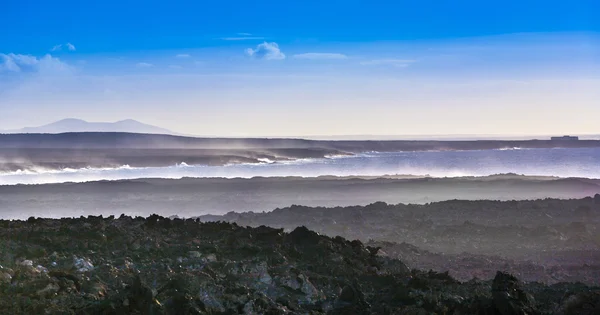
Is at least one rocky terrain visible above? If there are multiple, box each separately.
[199,195,600,286]
[1,215,599,314]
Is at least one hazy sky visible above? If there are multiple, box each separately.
[1,1,599,137]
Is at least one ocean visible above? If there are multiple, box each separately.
[1,147,599,185]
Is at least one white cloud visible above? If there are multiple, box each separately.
[222,36,265,41]
[293,53,348,60]
[51,43,76,52]
[9,54,38,66]
[37,54,72,73]
[136,62,154,68]
[222,33,264,41]
[0,54,20,72]
[0,53,71,73]
[175,54,190,58]
[245,42,285,60]
[360,59,416,67]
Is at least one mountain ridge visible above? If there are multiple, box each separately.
[1,118,177,135]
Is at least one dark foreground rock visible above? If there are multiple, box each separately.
[0,216,598,314]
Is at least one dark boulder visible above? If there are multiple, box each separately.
[253,225,284,242]
[286,226,321,246]
[330,284,370,314]
[125,275,157,314]
[492,271,538,315]
[558,291,600,315]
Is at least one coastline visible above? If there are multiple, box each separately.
[1,132,599,173]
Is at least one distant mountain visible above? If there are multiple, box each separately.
[1,119,177,135]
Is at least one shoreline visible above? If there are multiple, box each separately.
[1,132,600,173]
[2,146,599,185]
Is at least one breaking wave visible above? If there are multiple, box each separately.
[496,147,523,151]
[1,148,600,185]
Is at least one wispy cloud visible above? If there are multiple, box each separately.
[293,53,348,60]
[0,53,71,73]
[51,43,76,52]
[245,42,285,60]
[0,54,21,72]
[136,62,154,68]
[222,36,265,41]
[360,59,416,67]
[175,54,190,58]
[222,32,265,41]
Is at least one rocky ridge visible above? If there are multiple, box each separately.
[199,196,600,285]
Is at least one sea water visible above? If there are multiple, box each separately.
[1,147,599,185]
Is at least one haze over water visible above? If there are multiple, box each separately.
[1,147,598,185]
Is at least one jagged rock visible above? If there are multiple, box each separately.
[287,226,321,245]
[73,256,94,272]
[205,253,218,262]
[331,284,370,314]
[298,274,324,304]
[82,280,107,299]
[0,272,11,284]
[49,270,81,292]
[36,283,60,298]
[0,215,597,314]
[492,271,538,315]
[19,260,33,267]
[123,275,159,313]
[558,291,600,315]
[188,251,202,259]
[242,292,287,315]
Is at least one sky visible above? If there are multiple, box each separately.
[1,0,600,137]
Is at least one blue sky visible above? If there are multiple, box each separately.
[1,0,599,136]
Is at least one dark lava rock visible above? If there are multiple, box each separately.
[286,225,321,245]
[0,216,598,314]
[558,291,600,315]
[492,271,538,315]
[330,284,370,314]
[124,275,157,313]
[204,197,600,286]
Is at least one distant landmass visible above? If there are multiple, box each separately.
[0,118,176,135]
[3,119,598,141]
[1,132,600,152]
